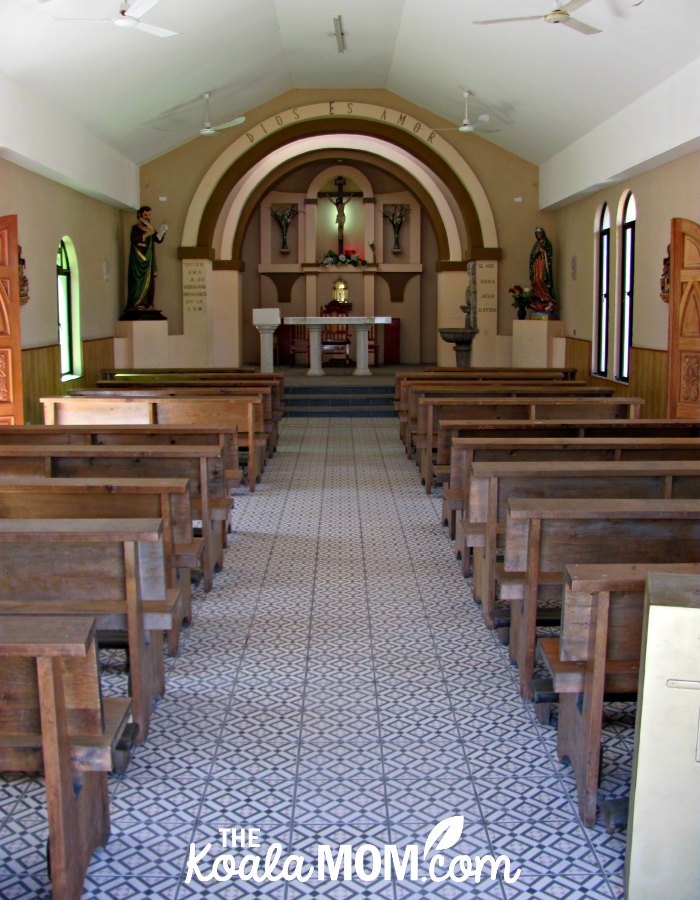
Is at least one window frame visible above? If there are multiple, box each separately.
[593,203,611,377]
[55,237,82,381]
[616,191,636,383]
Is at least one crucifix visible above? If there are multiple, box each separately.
[318,176,363,256]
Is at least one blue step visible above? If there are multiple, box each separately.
[283,384,395,417]
[286,385,391,396]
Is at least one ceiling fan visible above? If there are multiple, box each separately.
[39,0,178,38]
[437,91,497,135]
[198,92,246,137]
[473,0,602,36]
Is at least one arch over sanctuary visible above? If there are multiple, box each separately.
[175,101,502,367]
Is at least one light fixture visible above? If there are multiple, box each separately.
[333,15,345,53]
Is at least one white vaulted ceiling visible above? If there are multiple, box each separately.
[1,0,699,203]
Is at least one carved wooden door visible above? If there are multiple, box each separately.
[0,215,24,424]
[667,217,700,418]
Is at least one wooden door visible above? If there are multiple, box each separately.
[667,217,700,418]
[0,215,24,424]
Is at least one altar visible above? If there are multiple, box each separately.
[284,316,392,376]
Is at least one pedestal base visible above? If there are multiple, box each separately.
[115,319,169,368]
[512,319,565,368]
[119,308,167,321]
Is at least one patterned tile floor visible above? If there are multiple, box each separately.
[0,418,630,899]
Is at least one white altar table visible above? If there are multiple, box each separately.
[284,316,392,376]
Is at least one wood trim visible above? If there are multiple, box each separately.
[436,261,469,271]
[212,260,244,271]
[177,247,216,260]
[21,338,114,424]
[565,337,668,418]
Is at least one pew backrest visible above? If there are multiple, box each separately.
[0,517,170,742]
[40,395,262,490]
[0,614,132,898]
[449,434,700,505]
[503,498,700,698]
[561,562,700,662]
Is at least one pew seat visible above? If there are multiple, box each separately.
[0,615,132,899]
[535,563,700,827]
[0,475,203,655]
[499,498,700,699]
[0,518,178,743]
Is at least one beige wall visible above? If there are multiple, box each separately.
[556,149,700,350]
[1,157,123,349]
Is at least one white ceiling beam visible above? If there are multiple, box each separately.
[540,58,700,209]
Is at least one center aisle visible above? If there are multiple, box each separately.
[92,417,627,898]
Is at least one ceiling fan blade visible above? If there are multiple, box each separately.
[134,21,178,37]
[212,116,247,130]
[127,0,161,18]
[563,0,594,13]
[473,16,542,25]
[563,17,601,34]
[477,113,490,124]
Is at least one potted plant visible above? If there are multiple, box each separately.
[509,285,533,319]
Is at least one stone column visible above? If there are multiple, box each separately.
[254,324,279,373]
[306,324,325,376]
[353,322,372,376]
[252,308,281,373]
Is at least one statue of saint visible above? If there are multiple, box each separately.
[121,205,168,319]
[529,226,556,314]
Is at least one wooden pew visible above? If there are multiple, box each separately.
[401,381,622,453]
[421,366,578,378]
[537,562,700,827]
[437,416,700,486]
[403,383,625,454]
[40,395,265,491]
[0,443,227,592]
[73,384,278,457]
[0,615,132,900]
[447,434,700,549]
[95,373,284,423]
[397,377,582,443]
[413,394,644,486]
[0,422,241,489]
[394,366,578,404]
[0,518,177,742]
[0,422,242,489]
[101,366,258,377]
[0,476,202,655]
[500,498,700,700]
[466,458,700,629]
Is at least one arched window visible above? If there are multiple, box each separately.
[617,192,636,382]
[56,238,82,379]
[593,204,611,376]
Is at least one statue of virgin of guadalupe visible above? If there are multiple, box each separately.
[529,227,556,314]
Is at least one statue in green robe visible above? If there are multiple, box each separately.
[121,206,168,319]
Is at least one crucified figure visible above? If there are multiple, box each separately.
[318,176,362,256]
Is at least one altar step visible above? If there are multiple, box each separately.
[283,384,395,417]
